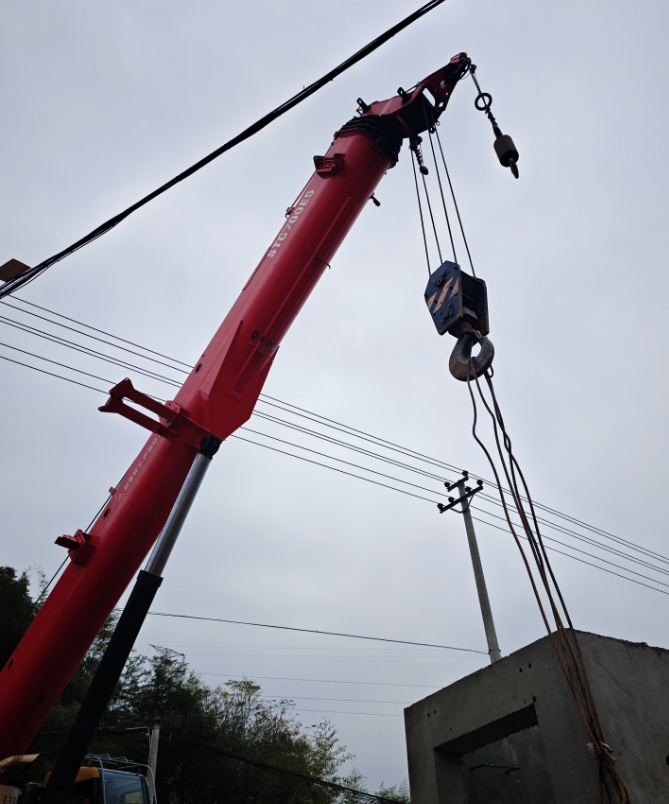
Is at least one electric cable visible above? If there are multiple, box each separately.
[164,731,403,803]
[3,335,668,592]
[472,515,669,597]
[292,708,401,718]
[0,0,451,301]
[145,611,486,655]
[2,347,667,595]
[3,297,666,572]
[231,432,439,505]
[0,314,182,387]
[2,311,668,590]
[233,433,669,597]
[0,341,115,386]
[1,300,190,374]
[9,297,192,368]
[0,353,107,394]
[200,672,439,689]
[35,727,402,802]
[240,425,451,499]
[470,504,669,588]
[261,695,410,705]
[251,407,669,576]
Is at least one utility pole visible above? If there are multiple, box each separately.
[439,472,501,663]
[147,717,160,804]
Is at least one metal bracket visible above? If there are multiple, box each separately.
[437,477,484,514]
[98,378,211,451]
[314,153,345,176]
[55,529,95,566]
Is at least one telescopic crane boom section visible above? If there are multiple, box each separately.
[0,53,470,757]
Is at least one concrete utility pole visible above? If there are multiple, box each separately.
[451,474,501,663]
[147,717,160,804]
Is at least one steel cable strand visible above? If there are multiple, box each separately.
[472,371,630,803]
[473,375,597,713]
[422,106,457,262]
[477,374,599,702]
[484,382,627,804]
[420,166,443,264]
[434,127,476,276]
[411,149,432,276]
[470,373,565,638]
[464,366,553,633]
[472,376,600,722]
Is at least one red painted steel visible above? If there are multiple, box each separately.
[0,54,469,757]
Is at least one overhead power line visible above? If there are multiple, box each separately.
[3,340,669,598]
[2,300,668,597]
[168,730,403,802]
[36,727,401,803]
[144,610,487,655]
[0,0,450,300]
[9,294,662,573]
[199,672,439,689]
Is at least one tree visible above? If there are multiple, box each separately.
[0,565,38,669]
[2,567,410,802]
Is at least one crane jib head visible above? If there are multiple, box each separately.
[356,53,471,140]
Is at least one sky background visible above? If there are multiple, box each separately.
[2,0,669,791]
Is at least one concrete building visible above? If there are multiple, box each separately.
[404,631,668,802]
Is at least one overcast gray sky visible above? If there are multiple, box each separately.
[2,0,669,791]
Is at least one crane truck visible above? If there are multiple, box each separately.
[0,51,514,802]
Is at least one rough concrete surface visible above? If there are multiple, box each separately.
[404,631,669,803]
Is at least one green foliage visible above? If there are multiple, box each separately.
[6,567,409,803]
[0,565,38,669]
[376,781,410,802]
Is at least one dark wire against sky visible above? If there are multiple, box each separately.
[0,0,449,301]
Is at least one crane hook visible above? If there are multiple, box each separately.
[449,330,494,381]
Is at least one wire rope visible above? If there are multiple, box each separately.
[434,127,476,276]
[425,123,457,262]
[410,150,432,276]
[420,165,443,263]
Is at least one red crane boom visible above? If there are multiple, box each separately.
[0,53,470,757]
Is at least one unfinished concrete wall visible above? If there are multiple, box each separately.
[404,631,669,803]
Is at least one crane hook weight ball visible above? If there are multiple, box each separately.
[494,133,519,179]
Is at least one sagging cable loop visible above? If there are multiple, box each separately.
[462,363,630,804]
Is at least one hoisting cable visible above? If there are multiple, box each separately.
[410,150,432,277]
[434,128,476,276]
[0,0,451,301]
[464,364,630,804]
[413,140,443,265]
[426,129,458,263]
